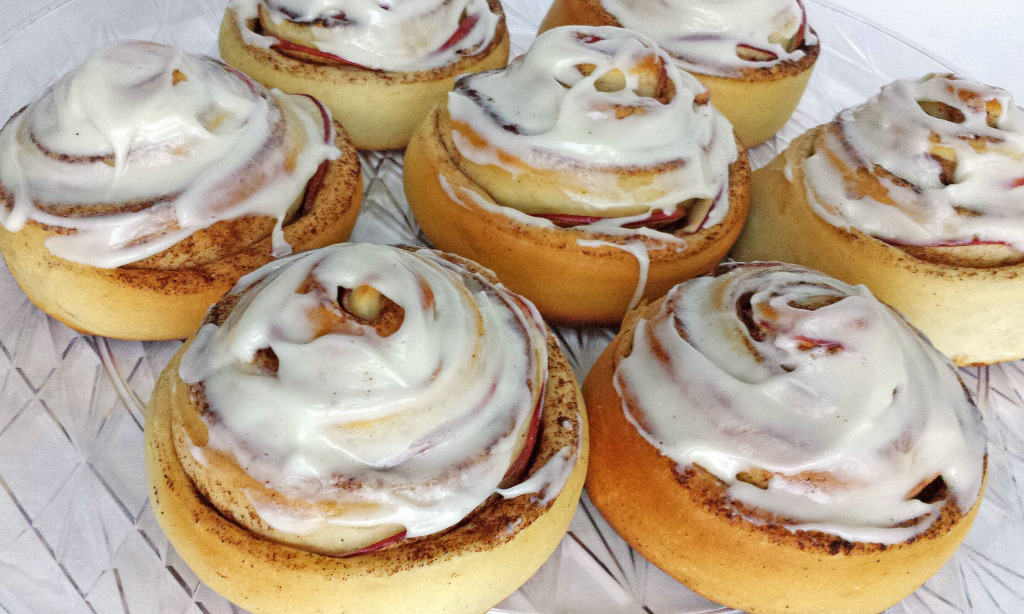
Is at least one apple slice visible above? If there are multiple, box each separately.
[793,335,844,354]
[270,37,371,68]
[255,4,370,68]
[786,3,808,52]
[885,235,1012,248]
[292,95,333,218]
[502,381,545,485]
[574,32,604,45]
[735,43,779,62]
[341,529,409,558]
[530,206,687,229]
[437,13,480,53]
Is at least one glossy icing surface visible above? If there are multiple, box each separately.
[803,74,1024,251]
[447,26,737,225]
[614,263,986,544]
[233,0,500,71]
[600,0,812,77]
[0,40,337,268]
[179,244,554,537]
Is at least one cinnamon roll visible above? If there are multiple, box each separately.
[219,0,510,150]
[403,26,749,326]
[539,0,819,146]
[584,262,987,614]
[0,41,361,341]
[732,73,1024,365]
[145,243,587,614]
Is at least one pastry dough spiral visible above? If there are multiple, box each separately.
[583,262,987,613]
[615,262,985,542]
[146,244,588,614]
[732,74,1024,365]
[0,40,338,268]
[403,26,749,324]
[177,243,558,554]
[0,40,361,340]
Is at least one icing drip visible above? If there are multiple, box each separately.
[233,0,500,71]
[497,445,576,506]
[803,74,1024,251]
[438,174,681,313]
[599,0,813,77]
[179,243,550,538]
[0,40,338,268]
[614,263,985,544]
[577,238,650,310]
[446,26,736,224]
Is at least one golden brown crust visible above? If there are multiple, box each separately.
[0,121,362,341]
[731,127,1024,365]
[219,2,510,150]
[538,0,820,146]
[145,329,588,614]
[402,104,750,326]
[583,314,986,614]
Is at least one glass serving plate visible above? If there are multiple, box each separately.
[0,1,1021,612]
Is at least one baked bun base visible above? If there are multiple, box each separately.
[146,334,588,614]
[403,105,750,326]
[538,0,819,147]
[731,128,1024,365]
[693,67,816,147]
[219,7,510,150]
[0,123,362,341]
[583,325,985,614]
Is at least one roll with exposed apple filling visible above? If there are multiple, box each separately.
[403,26,749,325]
[732,73,1024,365]
[538,0,820,146]
[219,0,510,149]
[0,41,361,340]
[145,242,588,614]
[583,261,987,614]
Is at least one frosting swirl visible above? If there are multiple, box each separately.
[613,262,985,544]
[0,40,338,269]
[803,74,1024,252]
[599,0,813,77]
[232,0,500,71]
[446,26,737,227]
[179,243,549,539]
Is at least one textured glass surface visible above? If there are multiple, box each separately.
[0,1,1021,612]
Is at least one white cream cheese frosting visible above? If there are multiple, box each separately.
[179,243,553,538]
[614,262,986,544]
[803,73,1024,251]
[0,40,338,269]
[446,26,737,226]
[599,0,813,77]
[232,0,500,71]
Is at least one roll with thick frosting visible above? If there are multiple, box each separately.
[0,40,361,340]
[145,243,588,614]
[219,0,510,149]
[583,261,986,614]
[404,26,749,325]
[732,73,1024,364]
[538,0,820,146]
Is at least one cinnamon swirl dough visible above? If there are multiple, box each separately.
[733,74,1024,365]
[0,41,361,340]
[145,243,587,614]
[404,26,749,325]
[219,0,510,149]
[584,262,986,614]
[539,0,819,146]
